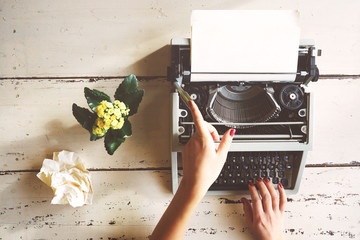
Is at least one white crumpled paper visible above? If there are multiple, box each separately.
[37,150,93,208]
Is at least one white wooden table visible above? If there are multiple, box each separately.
[1,1,360,239]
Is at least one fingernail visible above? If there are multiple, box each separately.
[229,129,236,137]
[188,100,192,108]
[256,178,262,182]
[264,177,269,183]
[278,183,283,189]
[249,181,254,187]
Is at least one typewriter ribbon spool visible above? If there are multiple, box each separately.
[207,85,281,129]
[279,84,305,110]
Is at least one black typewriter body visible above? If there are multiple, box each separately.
[169,38,320,195]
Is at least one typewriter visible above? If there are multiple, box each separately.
[169,11,321,195]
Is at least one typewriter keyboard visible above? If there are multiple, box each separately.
[210,151,301,190]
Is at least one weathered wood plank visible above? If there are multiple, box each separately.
[1,78,360,170]
[0,167,359,239]
[307,79,360,166]
[0,78,171,170]
[0,0,359,78]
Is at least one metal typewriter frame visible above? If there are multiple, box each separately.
[170,38,318,195]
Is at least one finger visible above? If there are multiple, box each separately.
[241,197,253,226]
[216,129,235,158]
[255,178,272,213]
[263,177,280,211]
[206,122,220,142]
[248,182,264,218]
[278,183,287,213]
[188,100,207,134]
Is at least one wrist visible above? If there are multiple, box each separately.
[178,178,206,203]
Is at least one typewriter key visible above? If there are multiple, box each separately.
[281,178,289,187]
[272,177,279,184]
[285,163,292,170]
[277,163,284,170]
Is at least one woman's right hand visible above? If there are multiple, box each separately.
[181,100,235,198]
[241,179,287,240]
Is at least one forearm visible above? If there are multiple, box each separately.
[150,180,204,240]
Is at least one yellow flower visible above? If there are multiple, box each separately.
[118,102,126,110]
[92,125,104,136]
[96,118,104,128]
[104,113,110,119]
[92,100,130,133]
[114,100,121,107]
[100,100,107,108]
[114,109,121,117]
[96,105,104,114]
[97,110,105,118]
[95,127,103,135]
[111,119,119,128]
[104,120,111,130]
[121,108,130,116]
[116,121,124,129]
[106,102,113,109]
[92,126,97,135]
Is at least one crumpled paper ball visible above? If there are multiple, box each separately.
[37,150,93,208]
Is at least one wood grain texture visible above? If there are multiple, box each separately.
[0,0,359,78]
[307,79,360,166]
[1,1,359,239]
[0,167,359,239]
[0,78,171,170]
[1,78,359,170]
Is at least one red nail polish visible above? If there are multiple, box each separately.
[256,178,262,182]
[188,100,192,107]
[278,183,283,189]
[249,181,254,187]
[264,177,270,183]
[230,129,236,137]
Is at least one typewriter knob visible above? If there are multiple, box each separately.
[298,108,306,117]
[289,93,297,100]
[185,86,208,109]
[279,84,305,110]
[301,125,307,134]
[190,93,197,100]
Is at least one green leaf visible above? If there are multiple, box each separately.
[114,74,144,116]
[119,118,132,137]
[104,128,126,155]
[115,89,144,116]
[115,74,139,96]
[72,104,97,133]
[90,132,104,141]
[84,87,111,112]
